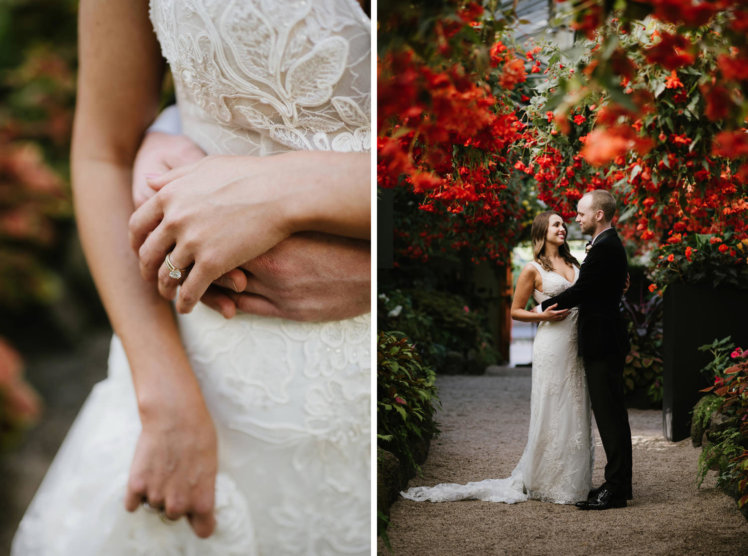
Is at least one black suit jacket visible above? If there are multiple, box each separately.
[541,228,629,361]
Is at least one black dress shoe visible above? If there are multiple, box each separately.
[588,484,633,501]
[587,485,603,500]
[581,487,627,510]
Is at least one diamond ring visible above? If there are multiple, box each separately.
[142,500,178,525]
[165,253,186,280]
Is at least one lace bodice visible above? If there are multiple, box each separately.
[149,0,371,156]
[531,261,579,303]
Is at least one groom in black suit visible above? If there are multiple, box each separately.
[540,190,632,509]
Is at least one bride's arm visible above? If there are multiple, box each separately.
[511,264,570,323]
[129,150,371,314]
[74,0,216,537]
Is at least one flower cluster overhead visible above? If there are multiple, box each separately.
[379,0,748,274]
[528,0,748,288]
[378,1,535,262]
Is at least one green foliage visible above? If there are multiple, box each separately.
[377,509,391,551]
[0,3,77,311]
[697,336,738,381]
[377,330,440,476]
[695,337,748,517]
[621,293,663,404]
[378,287,500,373]
[651,234,748,293]
[0,0,80,445]
[692,394,723,442]
[377,331,439,540]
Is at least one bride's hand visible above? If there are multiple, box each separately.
[129,131,257,308]
[124,385,218,538]
[540,303,570,322]
[129,154,292,313]
[128,151,369,314]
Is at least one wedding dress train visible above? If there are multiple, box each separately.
[402,262,593,504]
[12,1,371,554]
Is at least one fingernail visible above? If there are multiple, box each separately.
[229,279,239,292]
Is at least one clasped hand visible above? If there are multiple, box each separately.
[129,133,370,320]
[129,154,294,313]
[540,303,570,321]
[124,382,218,537]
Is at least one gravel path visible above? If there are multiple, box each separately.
[380,367,748,555]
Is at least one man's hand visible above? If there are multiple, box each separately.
[132,131,205,208]
[201,232,370,321]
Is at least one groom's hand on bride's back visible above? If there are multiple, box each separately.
[201,232,371,321]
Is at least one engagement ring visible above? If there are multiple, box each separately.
[165,253,186,280]
[142,500,178,525]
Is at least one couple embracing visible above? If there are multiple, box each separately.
[403,190,633,510]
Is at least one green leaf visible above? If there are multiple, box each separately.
[689,134,701,152]
[543,89,568,112]
[606,85,637,112]
[601,35,619,61]
[394,405,407,421]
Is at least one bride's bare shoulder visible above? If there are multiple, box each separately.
[520,261,540,276]
[516,262,542,290]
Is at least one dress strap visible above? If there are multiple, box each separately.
[529,260,545,273]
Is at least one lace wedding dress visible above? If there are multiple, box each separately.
[401,262,593,505]
[12,1,370,555]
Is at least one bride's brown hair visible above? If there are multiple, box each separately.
[531,211,580,272]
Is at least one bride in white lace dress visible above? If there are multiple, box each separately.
[12,1,370,555]
[402,212,593,505]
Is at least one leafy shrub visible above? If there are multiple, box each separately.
[377,330,441,541]
[695,337,748,518]
[650,233,748,293]
[378,287,500,373]
[377,330,440,476]
[621,293,663,405]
